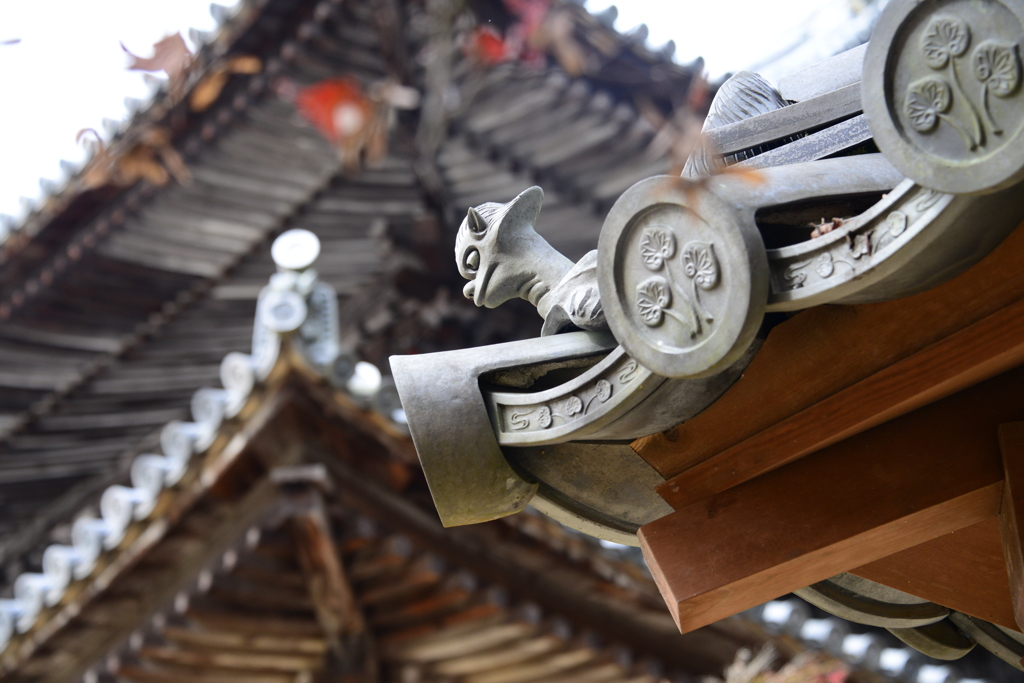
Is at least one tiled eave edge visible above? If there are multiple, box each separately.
[0,0,708,440]
[0,0,328,443]
[0,0,341,320]
[0,229,411,670]
[0,0,269,264]
[0,0,702,294]
[0,387,292,683]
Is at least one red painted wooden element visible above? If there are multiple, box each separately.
[998,422,1024,632]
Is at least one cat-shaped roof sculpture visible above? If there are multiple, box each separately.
[454,186,607,335]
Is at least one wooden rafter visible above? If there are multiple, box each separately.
[304,438,783,675]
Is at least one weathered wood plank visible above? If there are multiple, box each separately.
[185,608,323,637]
[463,647,595,683]
[281,478,376,681]
[291,492,366,639]
[431,635,562,676]
[382,617,523,662]
[138,645,321,672]
[160,625,328,654]
[118,662,294,683]
[369,589,474,630]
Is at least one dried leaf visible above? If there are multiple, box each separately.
[772,651,848,683]
[80,162,113,191]
[122,33,192,82]
[226,55,262,75]
[728,644,775,683]
[189,68,231,112]
[76,128,103,147]
[117,146,170,186]
[189,56,262,112]
[77,127,189,190]
[77,130,113,189]
[143,128,191,184]
[718,165,765,185]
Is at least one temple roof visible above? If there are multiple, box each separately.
[0,0,1016,681]
[0,0,702,550]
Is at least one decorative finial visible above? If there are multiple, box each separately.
[271,228,320,271]
[454,187,607,335]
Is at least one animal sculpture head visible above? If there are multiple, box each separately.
[455,186,572,314]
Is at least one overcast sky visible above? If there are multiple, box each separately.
[0,0,854,224]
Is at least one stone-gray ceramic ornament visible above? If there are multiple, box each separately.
[597,176,768,379]
[863,0,1024,194]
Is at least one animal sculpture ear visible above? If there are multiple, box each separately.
[467,207,486,235]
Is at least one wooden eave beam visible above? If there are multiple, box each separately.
[292,495,366,643]
[638,365,1024,633]
[632,220,1024,507]
[998,423,1024,632]
[849,517,1018,630]
[657,292,1024,510]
